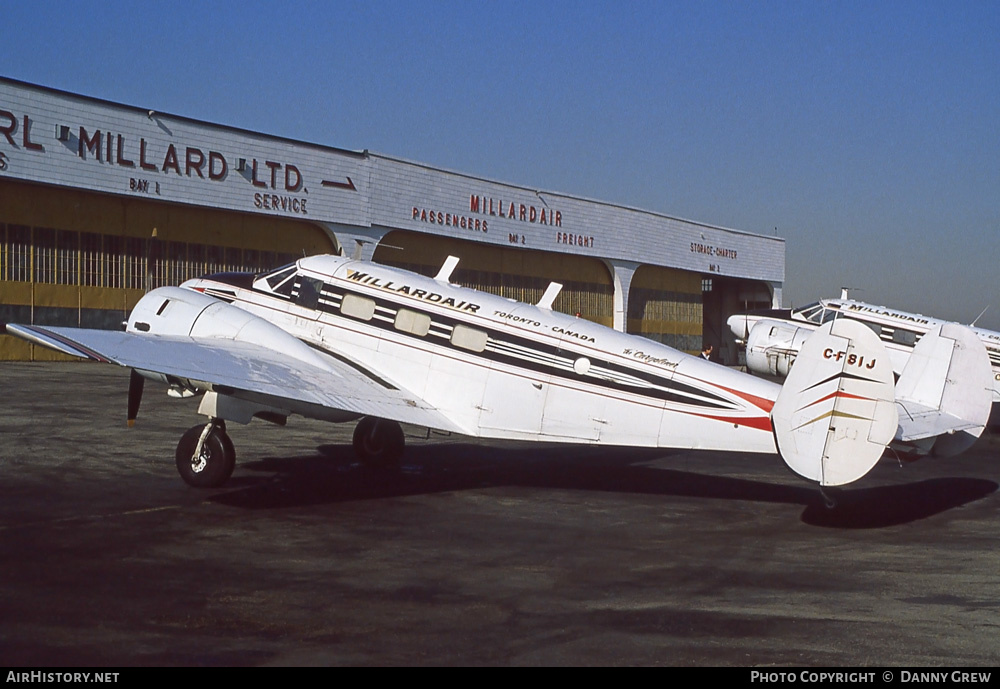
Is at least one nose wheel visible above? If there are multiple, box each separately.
[352,417,404,467]
[175,420,236,488]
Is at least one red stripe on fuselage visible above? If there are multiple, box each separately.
[715,384,776,414]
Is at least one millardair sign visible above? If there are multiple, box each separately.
[0,98,367,226]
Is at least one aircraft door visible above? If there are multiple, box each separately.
[478,369,549,437]
[477,305,550,437]
[539,359,604,441]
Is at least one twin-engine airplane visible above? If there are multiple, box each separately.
[4,255,994,496]
[728,296,1000,411]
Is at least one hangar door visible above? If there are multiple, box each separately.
[701,276,773,366]
[0,179,335,360]
[626,265,703,354]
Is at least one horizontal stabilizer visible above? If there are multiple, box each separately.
[894,323,992,455]
[771,319,898,486]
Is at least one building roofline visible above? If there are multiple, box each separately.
[2,75,784,248]
[0,75,369,161]
[369,151,786,245]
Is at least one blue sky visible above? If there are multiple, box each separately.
[4,0,999,327]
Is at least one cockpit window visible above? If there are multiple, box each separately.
[821,309,838,324]
[794,303,824,324]
[262,264,297,290]
[254,263,298,296]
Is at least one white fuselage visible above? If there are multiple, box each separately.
[186,255,781,454]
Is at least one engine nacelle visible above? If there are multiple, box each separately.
[126,286,333,372]
[745,319,813,378]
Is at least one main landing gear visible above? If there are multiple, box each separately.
[175,419,236,488]
[352,417,404,467]
[173,416,405,487]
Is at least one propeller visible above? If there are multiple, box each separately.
[127,369,145,427]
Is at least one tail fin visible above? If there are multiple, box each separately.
[894,323,992,457]
[771,319,898,486]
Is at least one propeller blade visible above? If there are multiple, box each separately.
[127,369,145,427]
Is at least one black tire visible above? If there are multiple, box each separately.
[175,424,236,488]
[352,417,404,467]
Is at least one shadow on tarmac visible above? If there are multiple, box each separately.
[207,442,998,530]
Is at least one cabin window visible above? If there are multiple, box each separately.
[892,329,917,346]
[394,308,431,336]
[341,293,376,321]
[451,324,488,352]
[987,347,1000,365]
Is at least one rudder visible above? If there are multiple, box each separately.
[771,319,898,486]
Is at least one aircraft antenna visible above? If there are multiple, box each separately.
[971,305,990,327]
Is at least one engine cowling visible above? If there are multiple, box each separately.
[745,319,813,378]
[125,286,332,371]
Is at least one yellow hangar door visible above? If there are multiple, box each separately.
[626,265,703,355]
[0,179,336,361]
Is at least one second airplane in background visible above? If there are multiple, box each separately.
[729,294,1000,423]
[729,295,1000,386]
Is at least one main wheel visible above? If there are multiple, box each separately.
[352,417,404,467]
[175,423,237,488]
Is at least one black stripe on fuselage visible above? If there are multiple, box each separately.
[331,282,734,410]
[202,288,237,304]
[237,276,738,411]
[862,318,998,371]
[303,341,399,390]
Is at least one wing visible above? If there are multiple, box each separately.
[4,323,466,434]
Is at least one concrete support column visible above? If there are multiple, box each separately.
[603,259,640,333]
[769,282,782,309]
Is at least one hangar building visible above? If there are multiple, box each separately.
[0,77,784,364]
